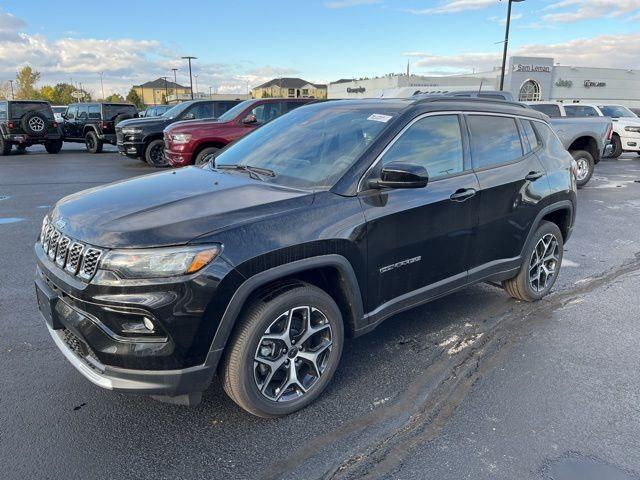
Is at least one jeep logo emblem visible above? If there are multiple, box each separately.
[55,219,67,230]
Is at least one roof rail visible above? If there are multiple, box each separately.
[410,95,529,109]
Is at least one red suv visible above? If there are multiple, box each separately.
[164,98,316,166]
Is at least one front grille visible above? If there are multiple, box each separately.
[40,219,104,282]
[116,130,124,144]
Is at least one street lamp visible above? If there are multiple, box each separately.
[194,74,199,98]
[499,0,525,91]
[99,72,105,100]
[181,56,197,99]
[8,80,14,100]
[171,68,178,101]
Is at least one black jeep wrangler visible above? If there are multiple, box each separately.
[61,102,137,153]
[0,100,63,155]
[36,98,577,417]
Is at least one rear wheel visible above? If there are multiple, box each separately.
[144,139,167,167]
[0,136,11,156]
[571,150,594,188]
[503,221,563,302]
[195,147,219,166]
[45,140,63,154]
[610,134,623,158]
[221,283,344,417]
[85,131,103,154]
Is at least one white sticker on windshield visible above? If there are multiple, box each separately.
[367,114,393,123]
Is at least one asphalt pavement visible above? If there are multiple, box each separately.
[1,144,639,480]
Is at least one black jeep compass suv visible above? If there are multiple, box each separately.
[35,98,577,417]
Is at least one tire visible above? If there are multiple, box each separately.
[0,136,11,156]
[194,147,219,166]
[502,221,563,302]
[21,111,48,137]
[610,134,623,158]
[144,139,167,167]
[45,140,63,154]
[571,150,594,188]
[220,282,344,418]
[85,131,103,154]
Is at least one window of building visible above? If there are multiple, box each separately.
[518,79,541,102]
[467,115,523,169]
[381,115,464,179]
[302,89,309,97]
[288,88,295,97]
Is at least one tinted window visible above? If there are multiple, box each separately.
[213,104,399,189]
[528,104,561,118]
[77,105,88,120]
[467,115,523,169]
[9,102,53,119]
[213,101,239,117]
[88,104,100,119]
[284,101,309,113]
[103,104,136,120]
[598,105,636,118]
[251,102,281,123]
[188,102,213,119]
[381,115,464,179]
[66,106,78,120]
[564,105,598,117]
[216,100,256,122]
[521,120,540,153]
[0,102,6,121]
[533,121,569,159]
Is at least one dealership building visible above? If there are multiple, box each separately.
[329,56,640,107]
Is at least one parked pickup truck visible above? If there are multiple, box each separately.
[526,102,612,187]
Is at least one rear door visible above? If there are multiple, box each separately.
[466,113,550,282]
[360,113,480,310]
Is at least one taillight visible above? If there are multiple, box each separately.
[7,121,14,129]
[102,121,111,129]
[606,124,613,141]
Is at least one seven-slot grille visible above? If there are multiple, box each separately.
[40,218,103,281]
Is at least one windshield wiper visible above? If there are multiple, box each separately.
[215,164,276,181]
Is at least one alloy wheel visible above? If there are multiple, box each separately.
[29,116,45,132]
[149,144,164,165]
[529,233,559,292]
[86,136,95,150]
[254,306,333,403]
[575,158,589,182]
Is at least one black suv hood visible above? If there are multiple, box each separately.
[117,116,171,130]
[50,167,313,248]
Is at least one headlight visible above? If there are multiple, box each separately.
[100,245,221,279]
[171,133,192,144]
[624,126,640,133]
[121,127,143,135]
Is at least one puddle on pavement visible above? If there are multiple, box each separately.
[0,217,24,224]
[542,452,639,480]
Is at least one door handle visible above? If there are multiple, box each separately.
[450,188,476,202]
[525,171,544,181]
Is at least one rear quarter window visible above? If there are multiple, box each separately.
[467,115,523,169]
[532,120,572,173]
[103,104,137,120]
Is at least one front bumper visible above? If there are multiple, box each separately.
[165,148,194,167]
[117,141,144,158]
[621,133,640,152]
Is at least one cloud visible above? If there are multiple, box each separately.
[406,0,496,15]
[0,10,300,96]
[406,33,640,74]
[488,13,522,24]
[324,0,381,8]
[542,0,640,23]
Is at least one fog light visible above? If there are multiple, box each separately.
[143,317,155,331]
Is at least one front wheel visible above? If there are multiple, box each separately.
[144,139,167,167]
[45,140,63,154]
[221,283,344,417]
[571,150,594,188]
[85,131,103,154]
[195,147,219,166]
[502,221,564,302]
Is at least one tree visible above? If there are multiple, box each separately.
[15,65,40,99]
[126,88,144,109]
[39,85,56,103]
[105,93,125,103]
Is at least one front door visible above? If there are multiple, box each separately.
[360,114,479,314]
[63,105,79,138]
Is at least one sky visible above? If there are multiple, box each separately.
[0,0,639,97]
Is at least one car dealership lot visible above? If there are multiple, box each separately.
[1,146,640,479]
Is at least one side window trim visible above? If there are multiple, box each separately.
[465,112,526,172]
[518,118,542,155]
[357,111,469,192]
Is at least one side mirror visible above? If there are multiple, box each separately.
[369,162,429,189]
[182,112,195,120]
[242,113,257,124]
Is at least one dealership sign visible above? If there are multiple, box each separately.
[347,86,366,93]
[555,79,573,88]
[513,63,551,73]
[584,80,606,88]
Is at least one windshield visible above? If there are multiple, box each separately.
[161,101,193,119]
[599,105,637,118]
[9,102,53,119]
[216,100,256,122]
[213,103,399,189]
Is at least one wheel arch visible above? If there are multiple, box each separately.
[82,124,98,137]
[207,255,364,368]
[192,140,228,162]
[568,135,599,163]
[531,201,574,245]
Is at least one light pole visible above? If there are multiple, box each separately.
[181,56,197,99]
[499,0,525,91]
[99,72,105,100]
[171,68,178,101]
[209,86,213,99]
[194,74,199,98]
[8,80,14,99]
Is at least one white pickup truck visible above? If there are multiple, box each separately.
[528,102,638,159]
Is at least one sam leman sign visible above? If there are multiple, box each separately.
[513,63,551,74]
